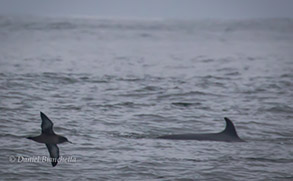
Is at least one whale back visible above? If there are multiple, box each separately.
[158,117,244,142]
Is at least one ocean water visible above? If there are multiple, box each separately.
[0,16,293,180]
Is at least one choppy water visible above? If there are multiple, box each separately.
[0,16,293,180]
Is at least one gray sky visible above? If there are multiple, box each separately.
[0,0,293,19]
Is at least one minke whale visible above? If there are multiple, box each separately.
[158,117,244,142]
[27,112,72,167]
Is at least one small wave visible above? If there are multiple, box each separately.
[0,133,26,139]
[244,157,292,164]
[48,22,76,30]
[171,102,201,107]
[261,105,293,114]
[134,114,166,119]
[135,86,162,92]
[139,33,152,38]
[201,75,232,80]
[52,105,82,110]
[281,73,293,78]
[201,58,214,63]
[118,92,156,97]
[111,132,147,139]
[42,72,79,84]
[158,91,223,99]
[117,77,142,82]
[90,102,154,109]
[0,72,7,78]
[224,71,241,76]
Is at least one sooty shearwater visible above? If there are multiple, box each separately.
[27,112,72,167]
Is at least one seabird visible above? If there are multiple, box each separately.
[27,112,72,167]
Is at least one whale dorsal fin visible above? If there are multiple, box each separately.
[222,117,239,137]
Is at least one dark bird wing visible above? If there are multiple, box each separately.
[40,112,54,134]
[46,144,60,167]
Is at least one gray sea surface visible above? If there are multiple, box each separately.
[0,16,293,180]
